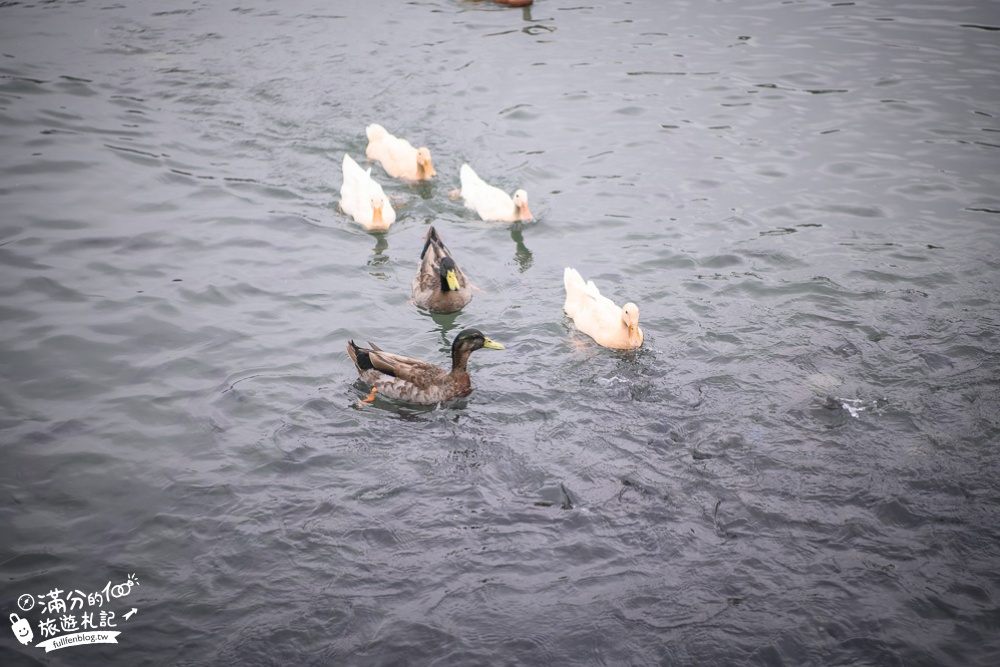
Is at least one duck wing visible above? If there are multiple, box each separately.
[383,134,418,168]
[564,267,601,318]
[352,341,445,388]
[460,163,517,220]
[366,124,418,179]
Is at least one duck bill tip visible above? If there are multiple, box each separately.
[628,326,641,347]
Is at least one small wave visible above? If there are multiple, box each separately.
[817,395,889,419]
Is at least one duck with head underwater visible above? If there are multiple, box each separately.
[348,328,505,405]
[412,226,472,314]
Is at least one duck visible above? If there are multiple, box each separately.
[412,226,472,313]
[365,123,437,181]
[340,153,396,231]
[563,267,644,349]
[457,163,533,222]
[348,328,505,405]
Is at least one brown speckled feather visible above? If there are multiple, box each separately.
[412,226,472,314]
[346,329,502,405]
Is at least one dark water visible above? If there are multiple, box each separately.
[2,0,999,665]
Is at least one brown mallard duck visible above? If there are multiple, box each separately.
[412,226,472,314]
[347,328,505,405]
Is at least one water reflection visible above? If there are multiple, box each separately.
[413,180,436,201]
[510,223,533,272]
[5,0,998,664]
[368,232,389,268]
[427,310,464,346]
[470,0,555,36]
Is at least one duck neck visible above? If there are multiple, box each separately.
[417,161,435,180]
[451,345,471,373]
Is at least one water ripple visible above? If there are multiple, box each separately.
[1,1,999,665]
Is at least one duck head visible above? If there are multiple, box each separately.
[370,195,385,226]
[512,189,533,221]
[417,147,436,179]
[621,303,643,348]
[450,328,505,371]
[440,256,461,292]
[454,328,505,353]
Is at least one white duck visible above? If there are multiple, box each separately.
[340,153,396,231]
[458,163,533,222]
[365,124,437,181]
[563,267,643,349]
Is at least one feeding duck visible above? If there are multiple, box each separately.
[348,328,505,405]
[412,226,472,313]
[340,153,396,231]
[365,123,437,181]
[563,267,644,349]
[456,163,533,222]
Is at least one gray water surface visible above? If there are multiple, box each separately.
[2,1,999,665]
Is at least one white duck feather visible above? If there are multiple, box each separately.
[365,124,436,181]
[340,153,396,231]
[459,163,533,222]
[563,267,643,349]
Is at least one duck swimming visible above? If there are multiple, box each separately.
[340,153,396,231]
[563,267,643,349]
[412,226,472,314]
[457,163,533,222]
[348,328,505,405]
[365,123,437,181]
